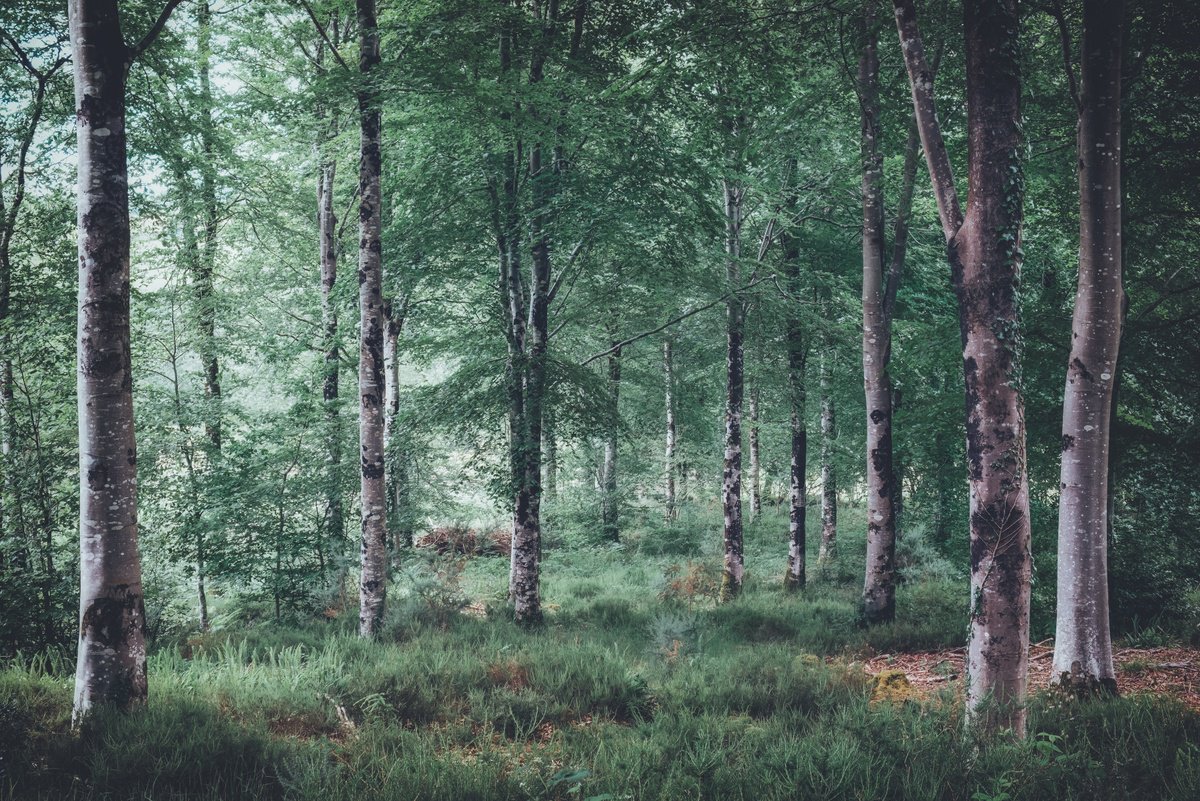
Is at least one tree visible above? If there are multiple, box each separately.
[1051,0,1124,697]
[69,0,183,721]
[356,0,387,638]
[893,0,1032,735]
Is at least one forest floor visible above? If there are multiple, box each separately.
[863,644,1200,711]
[3,505,1199,800]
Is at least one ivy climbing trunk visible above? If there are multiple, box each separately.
[356,0,387,638]
[720,178,745,602]
[894,0,1033,736]
[1052,0,1124,697]
[69,0,181,721]
[664,338,677,522]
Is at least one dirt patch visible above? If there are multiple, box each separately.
[863,642,1200,711]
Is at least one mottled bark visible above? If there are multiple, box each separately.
[859,14,897,623]
[318,157,344,559]
[818,350,838,567]
[356,0,386,638]
[384,300,412,555]
[196,0,221,452]
[1052,0,1123,697]
[894,0,1032,736]
[748,386,762,518]
[720,179,745,602]
[782,202,807,592]
[664,338,677,522]
[69,0,181,721]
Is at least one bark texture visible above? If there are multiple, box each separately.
[356,0,387,638]
[720,179,745,602]
[894,0,1032,736]
[318,157,344,560]
[600,339,622,542]
[69,0,167,721]
[384,300,413,555]
[1052,0,1123,697]
[748,386,762,519]
[858,16,897,623]
[782,199,807,592]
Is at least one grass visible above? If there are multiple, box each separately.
[2,504,1198,800]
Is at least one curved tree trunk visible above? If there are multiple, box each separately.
[1052,0,1124,697]
[356,0,387,638]
[895,0,1032,736]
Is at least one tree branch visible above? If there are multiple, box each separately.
[128,0,189,62]
[296,0,350,71]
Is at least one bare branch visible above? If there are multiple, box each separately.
[129,0,189,62]
[296,0,350,71]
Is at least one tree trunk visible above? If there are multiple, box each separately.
[69,0,162,720]
[318,156,344,568]
[356,0,387,638]
[894,0,1032,736]
[720,179,745,602]
[748,385,762,518]
[384,301,412,556]
[600,339,621,542]
[664,338,677,522]
[196,0,221,452]
[859,12,897,623]
[782,208,807,592]
[1052,0,1123,697]
[543,408,557,500]
[818,350,838,567]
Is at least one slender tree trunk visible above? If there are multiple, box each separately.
[356,0,387,637]
[720,179,745,602]
[196,0,221,451]
[600,338,621,542]
[818,350,838,567]
[384,301,412,555]
[859,12,897,623]
[664,338,677,522]
[543,408,557,500]
[782,203,807,591]
[69,0,165,720]
[748,386,762,518]
[318,158,344,568]
[894,0,1032,736]
[1052,0,1124,697]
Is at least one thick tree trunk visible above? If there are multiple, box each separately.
[748,386,762,518]
[720,179,745,602]
[69,0,156,720]
[318,158,344,565]
[818,350,838,567]
[356,0,387,638]
[1052,0,1124,697]
[600,340,621,542]
[663,338,677,522]
[894,0,1032,736]
[859,16,897,623]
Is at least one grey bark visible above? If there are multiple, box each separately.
[748,386,762,519]
[818,349,838,567]
[356,0,387,638]
[318,156,344,564]
[384,299,413,554]
[894,0,1033,736]
[720,178,745,602]
[781,182,807,592]
[70,0,183,721]
[1052,0,1124,697]
[600,338,621,542]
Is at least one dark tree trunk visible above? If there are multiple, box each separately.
[356,0,387,638]
[69,0,180,721]
[663,338,677,522]
[318,156,344,567]
[720,179,745,602]
[894,0,1032,736]
[748,385,762,518]
[196,0,221,452]
[1052,0,1124,697]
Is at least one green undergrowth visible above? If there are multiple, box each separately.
[2,506,1197,799]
